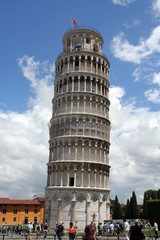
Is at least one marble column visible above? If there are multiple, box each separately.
[86,201,91,224]
[73,57,75,72]
[81,168,84,187]
[98,201,103,223]
[67,165,70,187]
[75,142,78,160]
[106,201,110,220]
[94,169,97,187]
[71,200,76,223]
[72,78,74,92]
[78,77,80,91]
[74,168,77,187]
[60,167,63,186]
[99,171,102,188]
[82,141,84,161]
[88,167,91,187]
[55,166,58,186]
[79,56,81,71]
[57,199,62,223]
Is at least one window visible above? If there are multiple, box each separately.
[13,217,16,222]
[86,38,90,44]
[34,217,37,224]
[25,209,28,214]
[34,209,38,214]
[69,177,74,186]
[3,209,6,214]
[14,209,17,214]
[24,217,28,224]
[2,218,5,222]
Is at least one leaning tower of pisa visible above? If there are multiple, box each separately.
[44,27,111,231]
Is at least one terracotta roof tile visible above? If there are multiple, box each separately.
[36,197,44,203]
[0,198,41,205]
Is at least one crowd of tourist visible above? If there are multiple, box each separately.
[0,219,159,239]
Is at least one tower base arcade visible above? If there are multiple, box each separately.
[44,188,110,231]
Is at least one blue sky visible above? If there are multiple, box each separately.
[0,0,160,204]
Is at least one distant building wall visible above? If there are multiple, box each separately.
[0,197,44,225]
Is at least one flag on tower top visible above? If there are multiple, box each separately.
[72,19,78,27]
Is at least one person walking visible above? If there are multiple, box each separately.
[74,220,79,239]
[57,222,64,240]
[124,219,130,240]
[43,223,49,239]
[98,223,102,236]
[154,221,158,239]
[109,221,115,236]
[27,222,33,240]
[68,222,75,240]
[36,223,41,239]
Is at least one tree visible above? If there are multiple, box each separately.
[157,189,160,199]
[130,191,138,218]
[143,190,158,218]
[113,195,122,219]
[126,199,131,218]
[145,200,160,227]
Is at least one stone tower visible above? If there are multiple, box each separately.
[44,27,111,231]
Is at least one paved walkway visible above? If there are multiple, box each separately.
[0,234,157,240]
[0,234,127,240]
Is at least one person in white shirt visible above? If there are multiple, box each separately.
[123,219,130,240]
[154,221,158,239]
[109,222,115,236]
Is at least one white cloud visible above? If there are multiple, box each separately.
[152,72,160,85]
[111,25,160,64]
[1,56,160,205]
[144,72,160,104]
[124,19,141,29]
[0,56,54,199]
[112,0,135,6]
[152,0,160,18]
[132,67,142,82]
[144,88,160,103]
[110,87,160,203]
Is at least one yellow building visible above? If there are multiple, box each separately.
[0,197,44,225]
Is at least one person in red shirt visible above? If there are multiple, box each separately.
[68,222,75,240]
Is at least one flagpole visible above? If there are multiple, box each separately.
[71,17,73,29]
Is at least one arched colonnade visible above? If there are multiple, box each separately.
[54,74,109,98]
[55,54,109,79]
[49,138,109,164]
[53,94,110,118]
[50,114,110,141]
[47,162,110,189]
